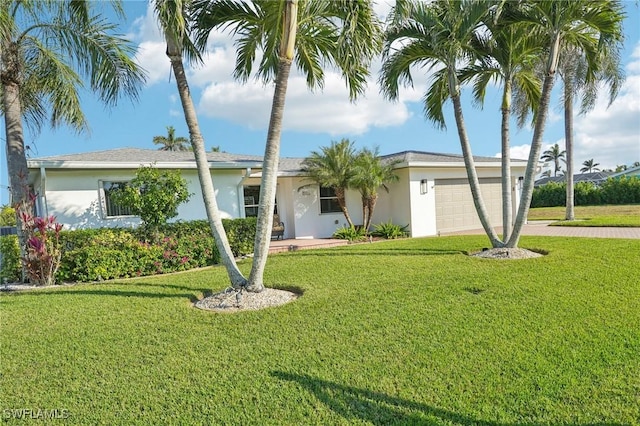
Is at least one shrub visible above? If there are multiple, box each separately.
[0,235,20,283]
[600,176,640,204]
[372,221,409,239]
[333,226,367,242]
[18,210,63,286]
[223,217,257,257]
[531,182,565,208]
[574,182,601,206]
[55,218,256,283]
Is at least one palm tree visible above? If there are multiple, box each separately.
[1,0,145,272]
[581,159,601,173]
[462,2,542,241]
[380,0,504,247]
[193,0,382,292]
[301,139,358,229]
[540,144,566,177]
[504,0,624,247]
[153,0,247,288]
[351,148,399,231]
[152,126,190,151]
[558,41,623,220]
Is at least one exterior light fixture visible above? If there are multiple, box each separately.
[420,179,428,194]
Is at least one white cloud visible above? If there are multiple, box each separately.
[572,43,640,170]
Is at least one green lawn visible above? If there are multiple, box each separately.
[1,236,639,424]
[529,205,640,227]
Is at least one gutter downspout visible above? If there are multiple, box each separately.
[237,168,252,218]
[39,166,48,217]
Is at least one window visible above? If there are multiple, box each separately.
[102,181,134,217]
[243,186,277,217]
[319,186,341,214]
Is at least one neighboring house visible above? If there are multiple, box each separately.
[609,165,640,179]
[25,148,527,238]
[534,171,614,188]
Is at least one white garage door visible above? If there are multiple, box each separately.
[435,178,503,233]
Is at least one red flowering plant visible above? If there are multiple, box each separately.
[15,194,63,286]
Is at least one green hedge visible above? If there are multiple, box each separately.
[0,218,257,284]
[0,235,20,283]
[531,176,640,208]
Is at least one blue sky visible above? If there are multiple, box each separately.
[2,1,639,205]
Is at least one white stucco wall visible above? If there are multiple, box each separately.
[290,177,362,239]
[37,168,245,230]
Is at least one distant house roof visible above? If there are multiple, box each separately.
[382,150,527,167]
[535,171,614,187]
[27,147,527,175]
[610,165,640,178]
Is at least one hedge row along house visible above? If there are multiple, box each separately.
[24,148,527,239]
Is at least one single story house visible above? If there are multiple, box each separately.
[25,148,527,239]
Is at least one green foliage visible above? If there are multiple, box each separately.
[372,221,409,239]
[531,177,640,208]
[1,237,639,423]
[222,217,258,257]
[600,176,640,204]
[332,225,367,242]
[109,166,191,233]
[0,236,20,283]
[531,182,565,207]
[54,218,257,283]
[573,182,601,205]
[0,205,16,226]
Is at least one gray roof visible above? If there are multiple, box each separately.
[28,147,519,172]
[534,171,614,187]
[381,150,525,165]
[32,147,262,164]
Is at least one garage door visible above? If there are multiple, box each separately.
[435,178,502,233]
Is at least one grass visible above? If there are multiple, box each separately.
[528,205,640,227]
[1,236,640,424]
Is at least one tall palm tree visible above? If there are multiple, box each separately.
[351,147,399,231]
[505,0,624,247]
[193,0,382,292]
[540,143,566,177]
[1,0,145,272]
[380,0,504,247]
[301,139,358,229]
[462,2,542,241]
[581,159,600,173]
[152,125,190,151]
[558,42,623,220]
[153,0,247,288]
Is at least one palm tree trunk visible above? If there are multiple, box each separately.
[166,37,247,288]
[564,82,575,220]
[448,69,502,247]
[360,196,368,231]
[335,187,355,228]
[247,0,298,292]
[247,59,291,292]
[501,78,513,241]
[365,195,378,231]
[2,44,29,281]
[507,50,559,247]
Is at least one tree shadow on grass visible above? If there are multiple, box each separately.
[282,248,467,257]
[1,282,209,303]
[271,371,625,426]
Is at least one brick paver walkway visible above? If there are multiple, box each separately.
[445,220,640,239]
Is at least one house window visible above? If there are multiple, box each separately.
[102,181,134,217]
[319,186,341,214]
[243,185,277,217]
